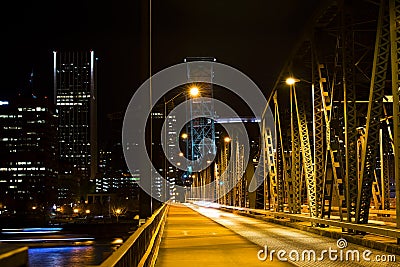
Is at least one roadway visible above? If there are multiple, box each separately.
[156,204,399,267]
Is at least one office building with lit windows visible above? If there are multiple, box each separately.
[0,97,58,212]
[53,51,98,181]
[96,144,140,198]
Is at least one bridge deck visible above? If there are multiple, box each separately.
[155,204,292,267]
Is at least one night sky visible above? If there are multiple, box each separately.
[1,0,319,144]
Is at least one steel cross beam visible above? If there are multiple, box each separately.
[234,140,245,207]
[261,119,269,209]
[233,140,239,207]
[329,23,348,224]
[274,93,285,212]
[315,59,345,220]
[312,51,325,218]
[357,0,389,224]
[382,105,395,211]
[289,85,302,214]
[294,87,318,218]
[380,128,391,210]
[223,141,229,205]
[358,129,384,210]
[228,146,234,206]
[389,0,400,236]
[339,3,359,224]
[265,127,279,211]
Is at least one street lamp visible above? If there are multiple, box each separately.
[224,136,231,143]
[286,77,300,85]
[286,76,315,159]
[114,208,122,223]
[285,75,312,214]
[189,86,199,97]
[288,77,298,214]
[163,85,200,203]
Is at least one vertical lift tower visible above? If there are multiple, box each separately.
[185,57,216,201]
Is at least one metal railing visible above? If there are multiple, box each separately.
[211,204,400,239]
[91,203,169,267]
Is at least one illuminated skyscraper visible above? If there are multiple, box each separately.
[0,97,58,212]
[53,51,98,180]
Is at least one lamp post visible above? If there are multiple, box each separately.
[286,78,299,146]
[223,136,231,205]
[163,85,199,203]
[285,78,300,151]
[286,77,300,214]
[286,76,317,217]
[115,208,121,223]
[285,78,299,164]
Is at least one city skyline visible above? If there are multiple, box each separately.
[0,1,399,267]
[1,1,318,140]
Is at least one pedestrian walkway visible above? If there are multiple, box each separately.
[155,205,293,267]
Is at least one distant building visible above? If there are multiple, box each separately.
[150,111,168,201]
[95,171,139,197]
[0,97,58,212]
[57,160,81,205]
[94,145,140,214]
[96,144,140,199]
[98,149,112,173]
[53,51,98,181]
[165,111,177,201]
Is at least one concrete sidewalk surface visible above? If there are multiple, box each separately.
[155,205,293,267]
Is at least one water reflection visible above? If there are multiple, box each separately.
[28,245,114,267]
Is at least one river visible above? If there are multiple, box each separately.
[28,245,116,266]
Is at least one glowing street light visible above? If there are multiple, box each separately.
[224,137,231,143]
[113,208,125,223]
[189,86,199,97]
[285,77,300,85]
[181,133,188,139]
[85,209,91,214]
[73,208,79,213]
[179,152,184,157]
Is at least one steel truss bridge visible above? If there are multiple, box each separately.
[193,0,400,236]
[96,1,400,266]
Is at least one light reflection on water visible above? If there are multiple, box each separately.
[28,245,115,267]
